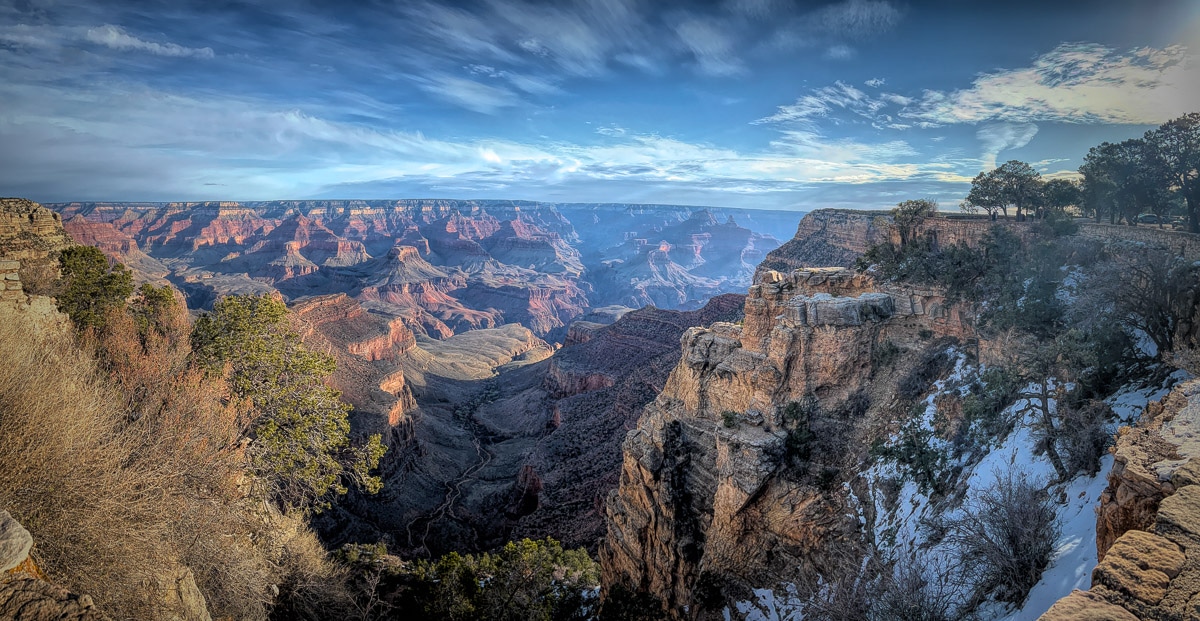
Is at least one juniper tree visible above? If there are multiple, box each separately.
[192,294,385,511]
[57,245,133,331]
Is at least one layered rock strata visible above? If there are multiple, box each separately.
[289,294,418,442]
[601,267,972,616]
[1041,379,1200,620]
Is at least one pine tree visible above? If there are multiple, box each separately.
[192,294,385,511]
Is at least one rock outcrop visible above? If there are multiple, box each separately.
[1040,379,1200,620]
[0,201,73,331]
[1,511,104,620]
[756,209,892,276]
[601,267,973,616]
[289,294,418,443]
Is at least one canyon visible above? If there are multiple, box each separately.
[44,199,801,561]
[11,196,1200,620]
[50,200,797,337]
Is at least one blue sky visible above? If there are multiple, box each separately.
[1,0,1198,210]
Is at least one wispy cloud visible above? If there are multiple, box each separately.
[811,0,903,39]
[755,81,910,130]
[824,45,856,60]
[675,17,747,77]
[0,75,960,204]
[975,122,1039,169]
[908,43,1200,125]
[84,25,214,58]
[0,23,213,58]
[414,75,520,113]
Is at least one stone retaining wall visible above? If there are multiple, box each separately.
[0,261,25,304]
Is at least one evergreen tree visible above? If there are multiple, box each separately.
[57,245,133,331]
[192,294,385,511]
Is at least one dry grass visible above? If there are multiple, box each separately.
[0,313,351,619]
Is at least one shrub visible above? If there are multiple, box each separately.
[721,410,739,429]
[806,555,968,621]
[961,366,1021,443]
[867,560,967,621]
[0,310,353,619]
[1058,400,1115,476]
[18,257,61,296]
[396,538,600,621]
[871,408,951,496]
[57,245,133,330]
[947,470,1059,605]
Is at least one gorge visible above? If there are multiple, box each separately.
[3,198,1200,621]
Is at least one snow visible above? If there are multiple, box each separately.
[1056,266,1084,304]
[733,587,805,621]
[999,381,1170,620]
[724,365,1185,621]
[995,454,1112,621]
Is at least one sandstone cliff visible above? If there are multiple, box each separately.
[289,294,418,442]
[756,209,891,277]
[1041,379,1200,621]
[601,267,973,616]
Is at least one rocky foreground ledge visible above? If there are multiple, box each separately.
[1,510,103,621]
[1041,378,1200,620]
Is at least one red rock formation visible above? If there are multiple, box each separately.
[288,294,417,440]
[347,317,418,362]
[61,217,138,256]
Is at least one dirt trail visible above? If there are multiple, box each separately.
[406,380,497,553]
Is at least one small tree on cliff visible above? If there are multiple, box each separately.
[192,294,385,511]
[892,199,937,247]
[57,245,133,331]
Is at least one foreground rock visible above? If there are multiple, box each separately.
[601,267,972,616]
[1040,379,1200,620]
[1,511,104,621]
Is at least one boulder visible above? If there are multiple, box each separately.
[1091,530,1184,604]
[0,510,32,572]
[1038,589,1138,621]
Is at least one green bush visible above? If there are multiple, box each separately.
[721,410,739,428]
[395,538,600,621]
[871,404,951,495]
[192,294,385,511]
[961,366,1022,444]
[57,245,133,331]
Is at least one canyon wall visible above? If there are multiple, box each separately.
[288,294,418,441]
[48,200,791,342]
[759,209,1200,281]
[1042,379,1200,621]
[601,267,973,617]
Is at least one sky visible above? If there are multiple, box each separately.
[1,0,1199,210]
